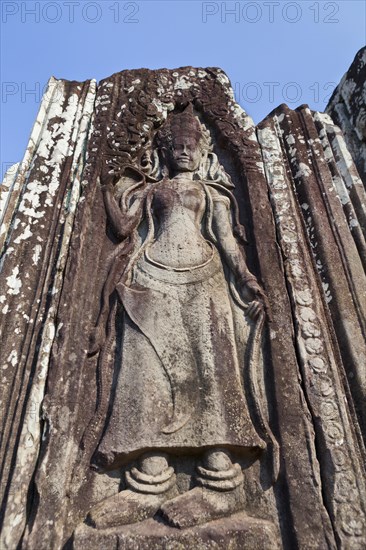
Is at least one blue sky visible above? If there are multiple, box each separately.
[1,0,365,179]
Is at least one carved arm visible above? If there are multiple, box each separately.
[212,198,267,314]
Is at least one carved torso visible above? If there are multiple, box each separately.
[148,177,213,268]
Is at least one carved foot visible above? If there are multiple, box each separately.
[87,487,178,529]
[87,452,177,529]
[158,484,245,529]
[159,449,244,529]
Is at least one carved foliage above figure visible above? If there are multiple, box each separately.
[94,68,255,184]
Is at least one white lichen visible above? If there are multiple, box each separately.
[6,267,22,295]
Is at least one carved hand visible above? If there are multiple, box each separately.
[239,279,268,321]
[100,157,121,187]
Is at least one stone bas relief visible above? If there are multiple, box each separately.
[2,55,366,550]
[83,105,279,537]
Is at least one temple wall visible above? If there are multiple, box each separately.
[1,56,365,549]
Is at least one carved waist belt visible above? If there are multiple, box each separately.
[135,245,221,285]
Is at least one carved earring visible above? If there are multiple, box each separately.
[199,151,209,180]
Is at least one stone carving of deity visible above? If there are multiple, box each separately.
[85,104,278,530]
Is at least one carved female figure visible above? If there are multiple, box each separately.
[87,105,276,529]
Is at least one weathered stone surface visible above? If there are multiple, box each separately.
[17,68,284,550]
[257,110,366,547]
[0,163,20,251]
[0,76,97,549]
[74,512,279,550]
[1,55,365,550]
[258,103,366,442]
[327,47,366,188]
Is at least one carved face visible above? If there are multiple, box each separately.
[165,136,203,173]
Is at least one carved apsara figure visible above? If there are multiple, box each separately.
[86,105,277,529]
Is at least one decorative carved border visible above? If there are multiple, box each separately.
[257,118,366,547]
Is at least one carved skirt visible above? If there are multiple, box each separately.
[95,248,265,469]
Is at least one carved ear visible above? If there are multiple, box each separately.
[197,149,209,179]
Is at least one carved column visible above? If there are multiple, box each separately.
[326,47,366,188]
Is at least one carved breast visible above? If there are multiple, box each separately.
[147,179,212,267]
[152,180,206,219]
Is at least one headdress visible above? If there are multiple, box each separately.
[156,103,204,148]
